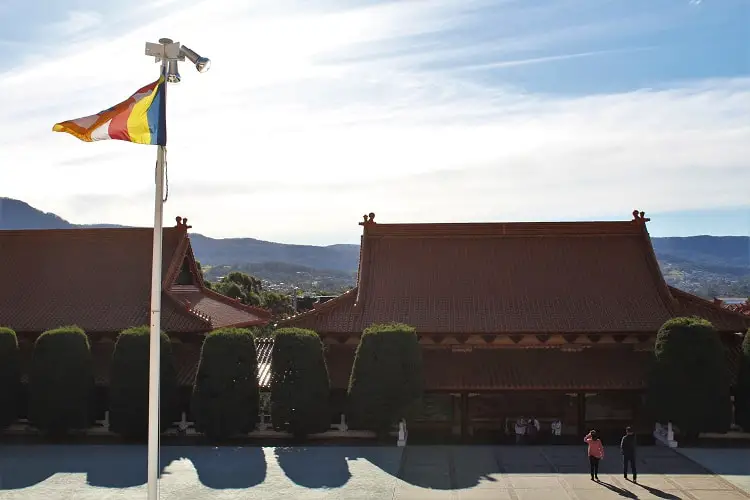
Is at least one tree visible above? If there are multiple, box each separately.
[0,327,20,430]
[735,331,750,431]
[647,317,732,438]
[261,291,295,320]
[29,325,94,435]
[271,328,330,438]
[210,271,263,306]
[192,328,259,440]
[109,326,179,438]
[195,260,206,281]
[249,324,276,339]
[208,270,292,320]
[347,323,424,434]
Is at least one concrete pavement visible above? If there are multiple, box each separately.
[0,444,747,499]
[676,448,750,496]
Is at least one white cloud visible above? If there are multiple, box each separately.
[0,0,747,245]
[49,10,103,37]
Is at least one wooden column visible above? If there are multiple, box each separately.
[460,392,469,441]
[577,392,586,437]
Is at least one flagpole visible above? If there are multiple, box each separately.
[147,57,168,500]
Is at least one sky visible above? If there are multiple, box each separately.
[0,0,748,245]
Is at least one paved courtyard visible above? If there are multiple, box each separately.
[0,444,747,499]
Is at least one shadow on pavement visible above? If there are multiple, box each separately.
[0,444,267,490]
[0,445,165,489]
[675,448,750,477]
[634,482,683,499]
[597,480,638,498]
[395,445,712,491]
[275,446,352,488]
[171,446,266,489]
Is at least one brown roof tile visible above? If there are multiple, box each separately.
[670,287,750,333]
[0,226,270,333]
[169,287,271,329]
[284,215,750,335]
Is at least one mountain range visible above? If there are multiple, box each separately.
[1,197,748,298]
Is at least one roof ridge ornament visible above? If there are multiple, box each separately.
[175,216,192,231]
[632,210,650,224]
[358,212,376,227]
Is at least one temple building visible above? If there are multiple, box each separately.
[0,217,271,419]
[281,211,750,440]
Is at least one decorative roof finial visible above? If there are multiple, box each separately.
[175,216,193,231]
[358,212,376,227]
[632,210,650,224]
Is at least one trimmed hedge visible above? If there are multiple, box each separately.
[0,327,21,429]
[736,331,750,430]
[271,328,330,438]
[348,323,424,432]
[29,325,94,435]
[192,328,259,440]
[647,317,731,437]
[109,326,178,438]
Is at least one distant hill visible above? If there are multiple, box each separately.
[0,197,360,276]
[1,197,747,297]
[0,198,72,230]
[188,233,359,272]
[651,236,750,276]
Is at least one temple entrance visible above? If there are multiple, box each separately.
[467,392,577,442]
[583,391,641,439]
[407,393,456,443]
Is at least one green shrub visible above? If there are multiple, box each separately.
[109,326,178,438]
[647,317,732,437]
[0,327,21,429]
[191,328,259,440]
[736,331,750,430]
[271,328,330,438]
[28,326,94,435]
[348,323,424,433]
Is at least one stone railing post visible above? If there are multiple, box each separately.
[397,418,408,447]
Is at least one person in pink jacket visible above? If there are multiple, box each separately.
[584,430,604,481]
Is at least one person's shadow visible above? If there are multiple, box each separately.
[598,479,684,500]
[632,481,682,499]
[596,480,639,498]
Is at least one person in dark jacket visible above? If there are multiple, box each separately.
[620,426,637,482]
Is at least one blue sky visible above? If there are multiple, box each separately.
[0,0,748,243]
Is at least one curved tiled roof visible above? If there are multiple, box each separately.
[669,287,750,333]
[0,225,270,333]
[283,214,750,335]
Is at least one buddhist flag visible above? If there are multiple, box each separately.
[53,77,166,146]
